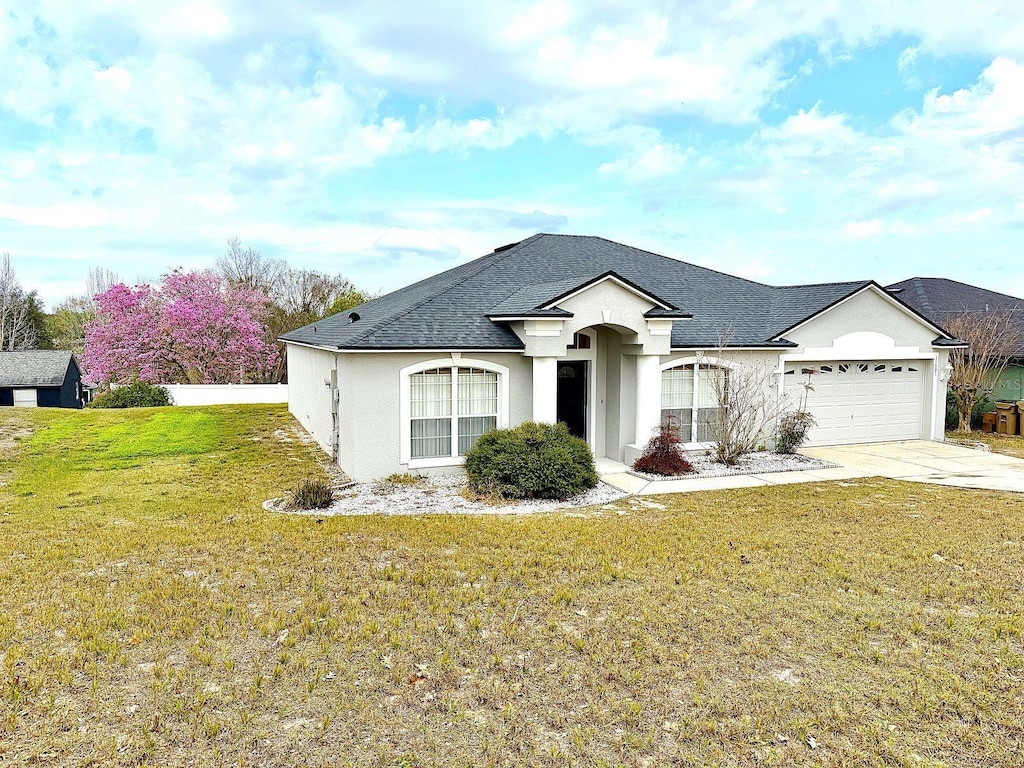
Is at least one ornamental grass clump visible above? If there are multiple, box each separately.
[464,421,598,500]
[632,418,694,476]
[287,478,334,510]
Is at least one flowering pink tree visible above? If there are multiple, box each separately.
[83,270,277,385]
[81,283,163,384]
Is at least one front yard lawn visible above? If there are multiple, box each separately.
[2,406,1023,766]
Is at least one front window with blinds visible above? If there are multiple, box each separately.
[661,366,695,441]
[410,367,498,459]
[661,363,727,443]
[410,368,453,459]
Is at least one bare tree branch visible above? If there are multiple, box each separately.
[217,237,285,296]
[944,308,1024,431]
[705,353,789,464]
[85,266,122,304]
[0,253,38,351]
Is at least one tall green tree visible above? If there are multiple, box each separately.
[46,296,92,357]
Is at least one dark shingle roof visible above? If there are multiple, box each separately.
[887,277,1024,322]
[0,350,76,387]
[486,277,585,316]
[281,234,941,350]
[887,277,1020,352]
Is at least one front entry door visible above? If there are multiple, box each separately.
[556,361,587,440]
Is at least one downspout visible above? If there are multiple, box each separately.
[330,363,340,463]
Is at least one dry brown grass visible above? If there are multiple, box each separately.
[952,429,1024,460]
[2,406,1023,766]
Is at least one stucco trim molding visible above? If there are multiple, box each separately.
[783,331,933,362]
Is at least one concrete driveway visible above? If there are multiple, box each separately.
[801,440,1024,493]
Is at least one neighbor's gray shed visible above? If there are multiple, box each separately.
[0,350,86,408]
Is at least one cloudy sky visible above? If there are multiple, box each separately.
[4,1,1024,309]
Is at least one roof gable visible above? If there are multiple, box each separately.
[485,271,692,320]
[771,282,955,342]
[0,350,76,387]
[539,272,681,312]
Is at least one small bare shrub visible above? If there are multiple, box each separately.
[705,355,788,465]
[775,411,816,454]
[288,478,334,510]
[632,419,694,476]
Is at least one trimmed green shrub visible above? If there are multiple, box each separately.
[632,418,694,476]
[464,421,598,500]
[774,410,816,454]
[288,478,334,510]
[90,382,171,409]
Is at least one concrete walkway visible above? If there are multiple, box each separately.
[596,456,871,496]
[597,441,1024,495]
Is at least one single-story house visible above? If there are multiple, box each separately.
[0,350,87,409]
[283,234,963,481]
[887,277,1024,404]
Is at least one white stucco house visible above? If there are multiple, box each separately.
[282,234,963,481]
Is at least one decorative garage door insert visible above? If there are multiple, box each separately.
[784,361,925,445]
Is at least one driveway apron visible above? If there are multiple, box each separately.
[800,441,1024,493]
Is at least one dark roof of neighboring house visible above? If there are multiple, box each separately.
[888,277,1022,356]
[0,350,78,387]
[886,277,1024,322]
[282,234,948,350]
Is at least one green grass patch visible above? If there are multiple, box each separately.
[1,406,1023,766]
[27,407,218,460]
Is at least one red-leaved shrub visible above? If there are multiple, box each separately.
[632,418,694,476]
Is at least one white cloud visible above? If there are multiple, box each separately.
[942,207,993,229]
[0,201,108,228]
[896,57,1024,140]
[8,0,1024,309]
[897,46,920,73]
[176,4,231,38]
[843,219,885,239]
[372,228,462,260]
[599,140,692,182]
[198,194,237,213]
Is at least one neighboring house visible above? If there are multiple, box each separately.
[887,277,1024,403]
[0,350,87,409]
[283,234,962,481]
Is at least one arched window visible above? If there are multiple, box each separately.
[661,362,727,443]
[401,359,508,466]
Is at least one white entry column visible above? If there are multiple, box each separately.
[532,356,558,423]
[634,354,662,445]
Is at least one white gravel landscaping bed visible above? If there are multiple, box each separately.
[267,474,628,517]
[266,451,837,517]
[631,451,836,481]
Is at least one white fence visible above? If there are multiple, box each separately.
[160,383,289,406]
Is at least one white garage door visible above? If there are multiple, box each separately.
[784,360,925,445]
[13,389,37,408]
